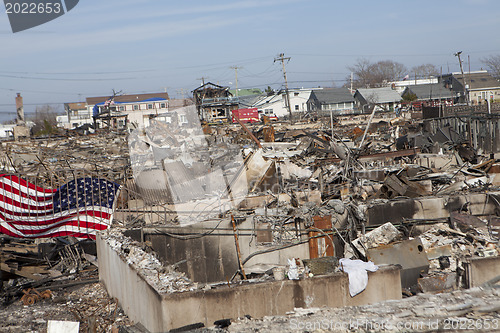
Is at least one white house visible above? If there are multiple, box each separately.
[0,124,15,139]
[88,93,170,129]
[253,88,315,119]
[58,93,171,130]
[57,102,90,129]
[353,87,402,112]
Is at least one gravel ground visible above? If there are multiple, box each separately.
[220,286,500,333]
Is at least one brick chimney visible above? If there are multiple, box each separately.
[15,93,25,125]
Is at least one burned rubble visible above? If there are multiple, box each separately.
[1,107,500,332]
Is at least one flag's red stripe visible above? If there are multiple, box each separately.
[0,182,53,202]
[0,226,97,240]
[0,209,111,226]
[0,193,53,211]
[0,175,57,194]
[7,220,109,235]
[0,205,53,217]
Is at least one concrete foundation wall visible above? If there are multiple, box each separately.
[366,192,500,225]
[97,234,402,332]
[160,267,401,330]
[96,233,165,333]
[128,218,310,283]
[464,256,500,288]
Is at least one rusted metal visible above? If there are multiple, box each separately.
[308,216,335,259]
[233,116,262,148]
[21,288,52,305]
[263,126,275,142]
[231,214,247,279]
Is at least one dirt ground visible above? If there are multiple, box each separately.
[0,276,135,333]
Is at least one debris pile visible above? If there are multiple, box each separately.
[2,109,500,331]
[101,228,198,294]
[1,236,99,305]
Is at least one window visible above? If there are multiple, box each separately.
[118,106,124,111]
[216,108,225,117]
[295,105,299,111]
[294,92,299,96]
[179,115,187,124]
[133,104,139,111]
[147,104,153,109]
[160,103,166,109]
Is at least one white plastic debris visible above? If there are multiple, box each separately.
[287,258,299,280]
[339,258,378,297]
[47,320,79,333]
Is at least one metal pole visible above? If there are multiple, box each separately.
[455,51,468,105]
[488,91,492,114]
[330,109,334,139]
[359,106,376,149]
[231,215,247,280]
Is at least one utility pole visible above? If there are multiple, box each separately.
[230,66,243,98]
[455,51,469,105]
[350,72,353,93]
[274,53,293,124]
[176,88,187,98]
[197,77,208,86]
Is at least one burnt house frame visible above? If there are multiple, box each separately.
[192,82,239,123]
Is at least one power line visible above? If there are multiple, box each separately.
[290,50,500,57]
[0,69,155,75]
[177,56,272,70]
[0,102,65,106]
[0,87,82,95]
[0,74,136,81]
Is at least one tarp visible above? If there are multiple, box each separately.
[94,97,167,105]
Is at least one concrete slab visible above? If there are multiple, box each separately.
[366,238,429,289]
[418,273,457,293]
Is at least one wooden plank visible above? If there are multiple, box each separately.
[0,262,43,281]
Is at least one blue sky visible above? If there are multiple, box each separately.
[1,0,500,122]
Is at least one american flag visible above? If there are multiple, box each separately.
[0,175,120,240]
[103,98,114,107]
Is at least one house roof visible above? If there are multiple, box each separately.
[452,71,500,90]
[355,87,402,103]
[192,82,230,93]
[237,94,265,108]
[167,98,195,110]
[310,88,355,104]
[229,88,263,97]
[64,102,87,110]
[403,83,455,100]
[86,92,169,105]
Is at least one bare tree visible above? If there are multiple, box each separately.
[348,59,408,89]
[481,54,500,79]
[410,64,440,79]
[28,105,62,136]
